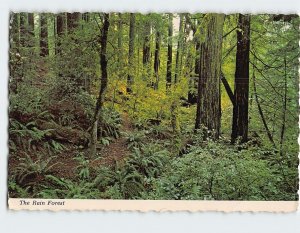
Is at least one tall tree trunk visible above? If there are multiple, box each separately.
[279,56,288,155]
[67,12,81,32]
[82,13,90,22]
[195,14,225,139]
[10,13,20,52]
[143,15,151,82]
[188,18,200,105]
[9,13,20,93]
[153,30,161,90]
[27,13,35,47]
[56,13,66,55]
[127,13,135,93]
[188,39,200,104]
[166,13,173,90]
[174,14,184,84]
[89,13,110,158]
[19,13,27,48]
[40,13,49,57]
[118,13,123,67]
[231,14,251,143]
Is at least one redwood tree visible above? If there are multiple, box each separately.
[67,12,81,32]
[166,13,173,90]
[117,13,123,66]
[195,14,225,139]
[127,13,135,93]
[19,13,27,48]
[231,14,251,143]
[56,13,66,55]
[174,14,184,84]
[153,30,161,90]
[143,15,151,67]
[10,13,20,52]
[40,13,49,57]
[27,13,35,47]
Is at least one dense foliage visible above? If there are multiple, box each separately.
[8,13,299,200]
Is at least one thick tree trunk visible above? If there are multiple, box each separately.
[166,13,173,90]
[153,30,161,90]
[19,13,27,48]
[231,14,251,143]
[143,17,151,65]
[40,13,49,57]
[195,14,225,139]
[10,13,20,52]
[89,13,110,157]
[27,13,35,47]
[56,13,66,55]
[9,13,21,93]
[127,13,135,93]
[174,14,184,84]
[67,12,81,32]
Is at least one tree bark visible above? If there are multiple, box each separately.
[153,30,161,90]
[143,16,151,65]
[279,56,288,155]
[118,13,123,66]
[231,14,251,143]
[188,16,200,105]
[40,13,49,57]
[220,72,234,105]
[10,13,20,52]
[27,13,35,47]
[89,13,110,157]
[127,13,135,94]
[56,13,66,55]
[19,13,27,48]
[195,14,225,139]
[82,13,90,22]
[142,15,151,83]
[175,14,184,84]
[67,12,81,32]
[166,13,173,91]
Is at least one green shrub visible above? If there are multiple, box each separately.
[126,144,170,178]
[148,142,295,200]
[124,131,146,150]
[100,107,122,138]
[40,175,101,199]
[94,163,145,199]
[14,153,60,186]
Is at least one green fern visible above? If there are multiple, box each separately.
[14,153,61,185]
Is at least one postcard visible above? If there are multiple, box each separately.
[7,12,299,211]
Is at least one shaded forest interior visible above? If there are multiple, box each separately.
[8,12,299,200]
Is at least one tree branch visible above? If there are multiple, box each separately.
[220,71,234,105]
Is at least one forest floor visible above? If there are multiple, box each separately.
[8,112,133,183]
[49,112,132,179]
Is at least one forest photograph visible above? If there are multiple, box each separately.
[8,12,299,200]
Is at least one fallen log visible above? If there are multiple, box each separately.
[35,119,90,146]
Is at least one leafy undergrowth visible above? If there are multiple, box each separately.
[8,80,298,201]
[8,114,298,200]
